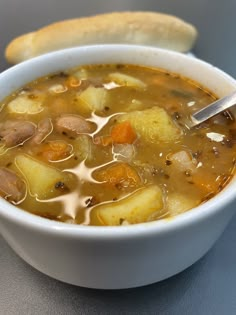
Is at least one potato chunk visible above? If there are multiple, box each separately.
[118,107,181,143]
[73,135,93,161]
[167,192,200,216]
[77,86,107,112]
[7,95,44,114]
[167,150,197,173]
[73,68,89,80]
[15,154,67,199]
[95,185,163,225]
[108,72,146,89]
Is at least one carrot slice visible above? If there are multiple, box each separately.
[39,141,72,161]
[95,162,141,188]
[111,121,136,144]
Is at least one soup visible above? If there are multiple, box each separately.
[0,64,235,226]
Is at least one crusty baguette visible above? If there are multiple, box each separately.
[5,11,198,64]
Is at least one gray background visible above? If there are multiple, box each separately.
[0,1,236,314]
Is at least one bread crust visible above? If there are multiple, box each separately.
[5,11,198,64]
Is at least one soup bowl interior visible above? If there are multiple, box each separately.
[0,45,236,289]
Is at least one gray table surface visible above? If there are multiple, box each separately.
[1,1,236,314]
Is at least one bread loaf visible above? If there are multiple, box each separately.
[5,11,198,64]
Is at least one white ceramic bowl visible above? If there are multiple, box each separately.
[0,45,236,289]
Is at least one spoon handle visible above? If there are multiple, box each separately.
[191,90,236,126]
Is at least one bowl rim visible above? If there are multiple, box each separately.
[0,44,236,239]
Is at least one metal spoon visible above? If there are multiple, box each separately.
[189,90,236,127]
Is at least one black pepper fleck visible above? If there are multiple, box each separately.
[55,181,65,189]
[85,197,98,207]
[185,170,192,177]
[165,160,172,166]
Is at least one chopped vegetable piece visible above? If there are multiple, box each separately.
[111,121,136,144]
[108,72,146,89]
[167,150,197,173]
[167,192,200,216]
[73,135,93,161]
[15,154,67,199]
[112,144,136,161]
[191,172,219,194]
[118,107,181,143]
[73,68,89,80]
[94,122,136,147]
[77,86,108,112]
[38,141,72,162]
[94,162,141,188]
[95,185,163,225]
[7,95,44,114]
